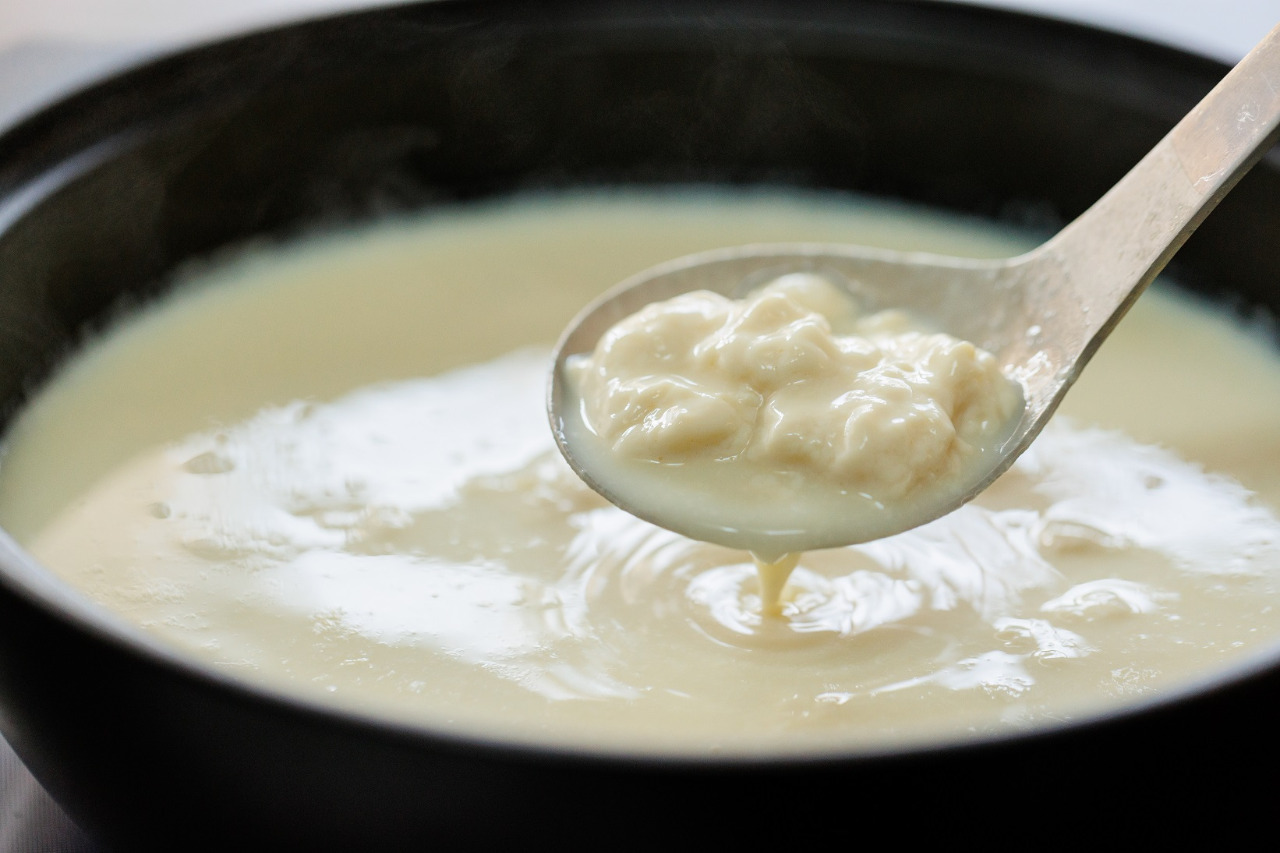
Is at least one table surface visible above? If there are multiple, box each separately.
[0,0,1275,850]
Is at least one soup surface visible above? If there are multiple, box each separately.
[2,190,1280,756]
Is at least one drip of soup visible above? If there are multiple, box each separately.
[2,190,1279,756]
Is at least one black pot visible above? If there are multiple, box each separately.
[1,0,1277,848]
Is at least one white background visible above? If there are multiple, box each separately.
[0,0,1272,53]
[0,0,1273,55]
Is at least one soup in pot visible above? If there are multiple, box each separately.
[2,189,1279,756]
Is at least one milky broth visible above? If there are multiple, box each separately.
[2,190,1280,756]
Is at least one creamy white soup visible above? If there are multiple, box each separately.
[2,190,1280,756]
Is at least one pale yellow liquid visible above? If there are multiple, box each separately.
[3,189,1280,757]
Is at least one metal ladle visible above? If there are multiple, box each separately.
[549,24,1280,551]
